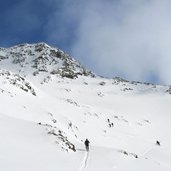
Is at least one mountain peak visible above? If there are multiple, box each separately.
[0,43,95,80]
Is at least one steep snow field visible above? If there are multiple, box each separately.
[0,43,171,171]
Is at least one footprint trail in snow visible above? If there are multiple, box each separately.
[79,151,89,171]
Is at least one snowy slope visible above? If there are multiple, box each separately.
[0,43,171,171]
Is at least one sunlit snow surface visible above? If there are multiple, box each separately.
[0,43,171,171]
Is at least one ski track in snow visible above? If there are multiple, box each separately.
[79,151,89,171]
[139,145,155,158]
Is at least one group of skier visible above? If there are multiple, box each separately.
[83,139,161,152]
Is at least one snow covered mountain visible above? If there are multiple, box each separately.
[0,43,171,171]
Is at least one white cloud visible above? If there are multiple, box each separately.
[46,0,171,84]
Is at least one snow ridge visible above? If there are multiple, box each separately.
[0,43,171,171]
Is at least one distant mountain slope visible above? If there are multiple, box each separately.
[0,43,171,171]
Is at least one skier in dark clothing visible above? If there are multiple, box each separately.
[84,139,90,151]
[156,140,160,146]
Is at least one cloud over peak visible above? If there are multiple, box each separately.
[1,0,171,84]
[67,0,171,84]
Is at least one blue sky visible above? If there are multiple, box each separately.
[0,0,67,47]
[1,0,171,85]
